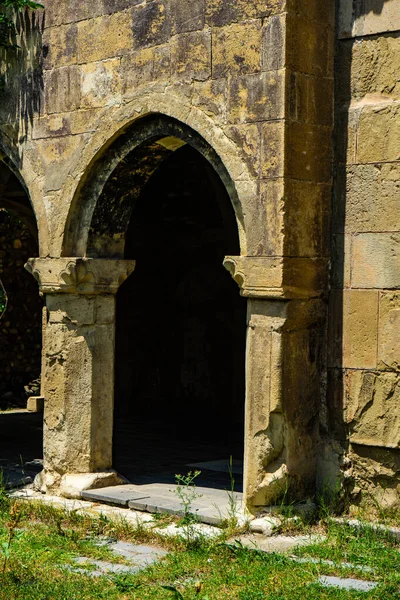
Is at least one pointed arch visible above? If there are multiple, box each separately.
[62,112,251,257]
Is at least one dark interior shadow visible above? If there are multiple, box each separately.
[0,411,43,488]
[113,145,246,493]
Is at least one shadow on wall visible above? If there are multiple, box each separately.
[0,5,44,152]
[365,0,389,15]
[324,0,394,501]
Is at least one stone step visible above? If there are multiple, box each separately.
[82,483,243,525]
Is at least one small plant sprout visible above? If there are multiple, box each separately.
[174,470,202,525]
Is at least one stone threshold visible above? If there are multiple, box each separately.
[82,482,244,526]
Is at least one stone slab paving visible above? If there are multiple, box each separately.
[69,541,168,577]
[81,486,151,508]
[233,534,327,554]
[290,556,374,573]
[318,576,378,592]
[10,488,222,539]
[82,483,244,526]
[10,487,384,590]
[154,522,221,539]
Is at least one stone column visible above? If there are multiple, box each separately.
[25,257,135,498]
[224,256,326,510]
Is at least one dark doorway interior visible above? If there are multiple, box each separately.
[0,160,43,488]
[0,161,42,409]
[113,144,246,490]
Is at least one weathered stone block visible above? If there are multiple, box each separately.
[47,295,96,326]
[206,0,284,27]
[352,233,400,289]
[338,0,400,39]
[288,0,335,26]
[81,58,122,109]
[226,124,261,179]
[35,134,88,193]
[132,1,171,49]
[357,105,400,163]
[346,369,400,449]
[27,396,44,412]
[245,179,284,256]
[341,290,379,369]
[170,0,205,33]
[77,12,133,63]
[287,123,332,182]
[288,71,308,123]
[286,15,332,77]
[345,36,400,100]
[171,31,211,82]
[95,296,116,325]
[103,0,142,15]
[261,14,285,71]
[212,20,262,78]
[44,0,104,27]
[307,76,334,127]
[341,164,400,233]
[44,66,81,114]
[288,72,333,126]
[121,45,170,90]
[284,180,331,257]
[228,71,285,123]
[260,121,285,178]
[192,79,227,122]
[32,110,99,139]
[43,24,78,69]
[60,471,125,499]
[378,293,400,371]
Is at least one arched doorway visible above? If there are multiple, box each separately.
[0,157,43,486]
[83,116,247,491]
[114,144,246,488]
[0,159,42,407]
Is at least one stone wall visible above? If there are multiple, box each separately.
[0,0,336,503]
[325,0,400,507]
[0,209,42,407]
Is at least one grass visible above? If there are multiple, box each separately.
[0,483,399,599]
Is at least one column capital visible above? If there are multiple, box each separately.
[25,257,136,295]
[223,256,327,299]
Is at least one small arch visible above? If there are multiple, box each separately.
[62,113,246,257]
[0,137,50,255]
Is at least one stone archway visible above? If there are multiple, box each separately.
[28,114,250,498]
[109,142,247,488]
[29,113,325,507]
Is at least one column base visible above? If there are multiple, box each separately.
[33,470,127,499]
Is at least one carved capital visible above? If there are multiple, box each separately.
[224,256,285,299]
[223,256,327,299]
[25,257,136,295]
